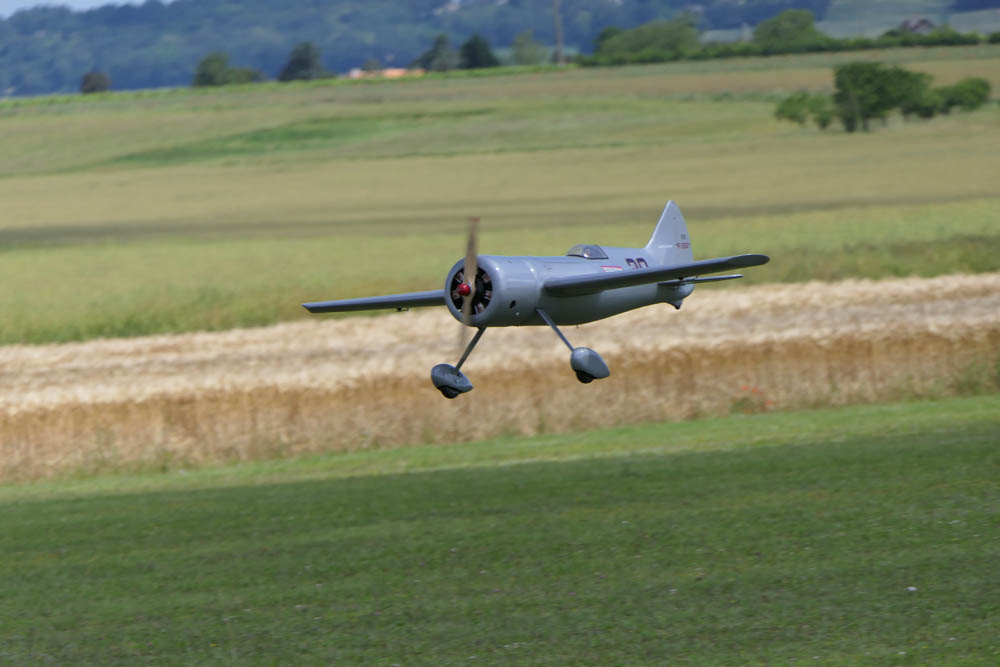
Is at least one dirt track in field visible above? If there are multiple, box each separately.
[2,273,999,480]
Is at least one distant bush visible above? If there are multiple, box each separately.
[886,68,935,119]
[937,77,992,112]
[193,52,264,87]
[806,93,835,129]
[990,32,1000,44]
[775,91,834,128]
[194,53,234,87]
[582,15,699,66]
[412,34,459,72]
[753,9,827,50]
[459,34,500,69]
[774,91,810,125]
[278,42,326,82]
[593,26,623,52]
[919,26,982,46]
[80,71,110,94]
[901,88,945,119]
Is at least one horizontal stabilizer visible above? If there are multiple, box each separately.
[543,254,769,297]
[303,289,446,313]
[659,274,744,286]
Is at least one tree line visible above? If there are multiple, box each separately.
[4,0,999,97]
[0,0,836,96]
[181,32,510,90]
[581,9,1000,67]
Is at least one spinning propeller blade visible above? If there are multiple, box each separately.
[458,216,480,351]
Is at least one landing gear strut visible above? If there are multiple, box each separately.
[536,308,611,384]
[431,327,486,399]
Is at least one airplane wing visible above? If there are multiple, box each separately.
[302,289,446,313]
[543,254,769,297]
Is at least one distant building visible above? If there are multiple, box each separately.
[898,17,935,35]
[346,68,425,80]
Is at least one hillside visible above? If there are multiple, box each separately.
[5,0,997,96]
[1,0,684,95]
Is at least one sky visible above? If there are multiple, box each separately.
[0,0,148,17]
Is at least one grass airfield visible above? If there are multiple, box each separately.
[1,46,999,663]
[2,397,998,664]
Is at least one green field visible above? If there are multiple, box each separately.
[2,31,999,667]
[1,396,997,664]
[1,47,999,343]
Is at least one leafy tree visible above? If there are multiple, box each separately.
[80,70,110,94]
[774,91,834,129]
[193,52,232,87]
[901,88,943,119]
[459,34,500,69]
[937,77,992,112]
[412,34,458,72]
[774,91,810,125]
[594,26,622,51]
[753,9,824,49]
[512,31,548,65]
[886,69,933,119]
[833,62,903,132]
[807,94,835,129]
[193,52,263,87]
[278,42,325,82]
[595,15,700,59]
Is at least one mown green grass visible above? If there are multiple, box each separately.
[1,395,997,664]
[0,48,997,343]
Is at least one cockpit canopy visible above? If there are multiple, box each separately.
[565,244,609,260]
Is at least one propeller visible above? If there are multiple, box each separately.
[458,216,479,352]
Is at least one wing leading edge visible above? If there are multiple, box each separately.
[543,254,769,297]
[303,289,446,313]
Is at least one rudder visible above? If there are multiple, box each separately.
[645,200,693,265]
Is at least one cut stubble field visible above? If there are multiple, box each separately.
[2,273,997,481]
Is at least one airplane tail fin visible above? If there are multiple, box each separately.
[645,200,694,266]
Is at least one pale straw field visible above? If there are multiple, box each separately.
[2,272,997,481]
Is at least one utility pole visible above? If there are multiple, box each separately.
[552,0,565,65]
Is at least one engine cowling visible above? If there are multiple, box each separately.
[444,256,540,327]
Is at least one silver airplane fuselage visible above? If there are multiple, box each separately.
[446,249,694,327]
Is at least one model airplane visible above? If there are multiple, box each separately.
[303,200,769,398]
